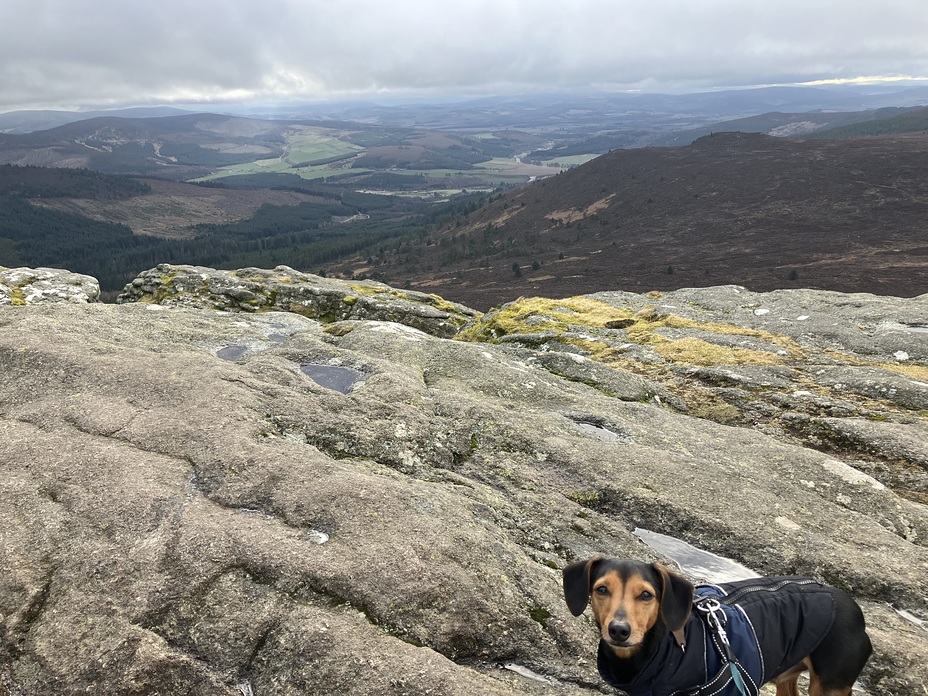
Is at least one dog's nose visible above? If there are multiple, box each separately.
[608,620,631,643]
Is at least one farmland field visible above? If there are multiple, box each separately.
[199,147,564,194]
[540,154,601,167]
[283,127,363,164]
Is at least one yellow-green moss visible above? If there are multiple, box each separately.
[427,293,473,316]
[348,283,472,317]
[342,295,359,306]
[456,295,802,367]
[10,287,26,306]
[457,296,635,342]
[624,312,803,358]
[323,323,356,336]
[882,363,928,381]
[349,283,406,300]
[287,302,321,320]
[651,337,787,366]
[567,489,602,506]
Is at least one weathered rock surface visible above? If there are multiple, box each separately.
[0,266,100,305]
[466,287,928,504]
[1,275,927,694]
[117,263,478,338]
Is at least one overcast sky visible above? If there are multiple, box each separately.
[2,0,928,112]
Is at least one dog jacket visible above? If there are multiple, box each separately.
[596,577,837,696]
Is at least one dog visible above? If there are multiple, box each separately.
[563,556,872,696]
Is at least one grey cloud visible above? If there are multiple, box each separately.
[1,0,927,111]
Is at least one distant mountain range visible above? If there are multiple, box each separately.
[3,86,928,307]
[332,130,928,309]
[652,106,928,146]
[0,113,296,179]
[0,106,195,134]
[0,111,554,187]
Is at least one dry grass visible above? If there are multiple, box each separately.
[457,295,801,366]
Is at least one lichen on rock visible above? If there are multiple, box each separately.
[0,266,100,305]
[117,264,479,338]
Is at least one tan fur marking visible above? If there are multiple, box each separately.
[589,569,659,656]
[772,657,854,696]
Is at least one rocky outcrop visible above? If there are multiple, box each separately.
[117,263,478,338]
[0,266,99,305]
[465,286,928,505]
[1,273,926,694]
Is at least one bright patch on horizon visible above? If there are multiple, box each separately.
[798,75,928,86]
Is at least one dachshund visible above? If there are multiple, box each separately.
[563,556,872,696]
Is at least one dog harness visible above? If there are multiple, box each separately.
[596,577,837,696]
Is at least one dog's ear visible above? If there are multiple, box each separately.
[653,563,694,632]
[562,555,603,616]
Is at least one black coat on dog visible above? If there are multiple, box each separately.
[563,557,871,696]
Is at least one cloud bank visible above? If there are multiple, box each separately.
[2,0,927,111]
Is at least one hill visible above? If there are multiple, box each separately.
[2,266,927,693]
[0,106,194,134]
[651,106,924,147]
[0,164,433,294]
[803,105,928,139]
[0,113,296,180]
[328,132,928,310]
[0,113,557,191]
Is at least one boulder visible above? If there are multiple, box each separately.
[116,264,478,338]
[1,279,927,694]
[0,266,100,305]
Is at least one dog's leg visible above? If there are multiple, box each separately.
[774,675,800,696]
[807,665,854,696]
[808,685,853,696]
[772,659,807,696]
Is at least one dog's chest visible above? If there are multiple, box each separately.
[597,577,836,696]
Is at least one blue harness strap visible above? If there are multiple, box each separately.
[597,578,834,696]
[693,589,761,696]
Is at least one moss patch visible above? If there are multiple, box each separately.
[528,605,552,625]
[427,293,472,316]
[349,283,409,301]
[457,296,635,342]
[457,295,802,367]
[566,489,602,507]
[882,364,928,382]
[322,323,356,337]
[286,302,321,321]
[349,283,473,318]
[651,337,786,366]
[624,311,803,360]
[10,286,26,306]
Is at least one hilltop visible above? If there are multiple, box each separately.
[333,131,928,310]
[1,264,927,694]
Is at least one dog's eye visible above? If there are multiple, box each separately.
[639,590,654,600]
[594,585,609,595]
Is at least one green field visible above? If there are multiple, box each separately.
[195,137,565,193]
[541,154,600,167]
[284,127,363,164]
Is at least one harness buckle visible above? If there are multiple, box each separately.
[695,596,732,647]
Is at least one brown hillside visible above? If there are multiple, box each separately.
[336,132,928,310]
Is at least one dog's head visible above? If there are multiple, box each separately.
[562,556,694,657]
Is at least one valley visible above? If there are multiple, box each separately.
[2,87,928,305]
[329,131,928,309]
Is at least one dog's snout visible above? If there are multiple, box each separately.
[608,620,632,643]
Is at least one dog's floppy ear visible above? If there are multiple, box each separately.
[653,562,694,632]
[562,555,603,616]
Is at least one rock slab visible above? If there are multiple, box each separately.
[0,266,100,305]
[117,263,478,338]
[1,277,927,694]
